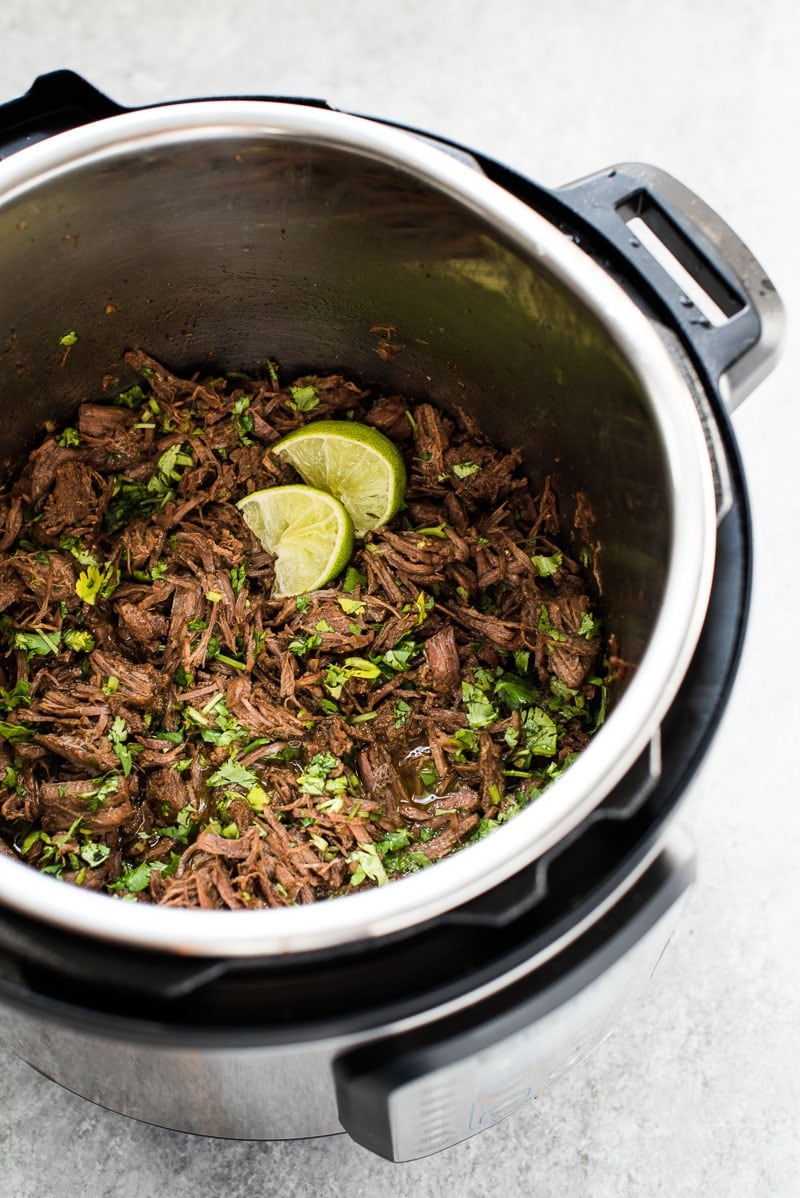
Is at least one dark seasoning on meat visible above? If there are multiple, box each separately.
[0,350,615,908]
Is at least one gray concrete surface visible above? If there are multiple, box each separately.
[0,2,798,1195]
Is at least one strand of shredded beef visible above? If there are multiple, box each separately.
[0,350,612,908]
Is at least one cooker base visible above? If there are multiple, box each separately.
[0,834,691,1155]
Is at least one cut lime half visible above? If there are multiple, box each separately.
[272,420,407,536]
[237,484,354,598]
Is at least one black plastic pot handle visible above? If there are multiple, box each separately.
[552,163,784,412]
[0,70,332,164]
[335,832,696,1161]
[0,70,126,160]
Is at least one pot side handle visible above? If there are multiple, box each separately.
[554,163,785,412]
[334,831,696,1162]
[0,70,127,160]
[0,71,335,165]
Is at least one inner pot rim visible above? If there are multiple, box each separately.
[0,102,717,956]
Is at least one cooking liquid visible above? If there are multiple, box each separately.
[394,741,457,810]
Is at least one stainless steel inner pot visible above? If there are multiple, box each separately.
[0,102,718,956]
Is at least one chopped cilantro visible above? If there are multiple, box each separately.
[494,674,539,711]
[376,829,411,854]
[75,561,118,605]
[245,784,270,812]
[0,718,33,744]
[287,384,320,413]
[298,752,346,797]
[289,631,322,657]
[415,522,448,538]
[531,550,562,578]
[537,605,567,642]
[461,679,498,729]
[379,637,420,672]
[451,727,478,760]
[578,611,601,639]
[337,595,365,616]
[324,656,381,698]
[64,629,96,653]
[151,807,198,845]
[79,774,120,813]
[343,566,367,594]
[348,843,388,887]
[266,359,280,387]
[589,675,608,730]
[80,841,111,868]
[206,758,258,791]
[108,715,134,777]
[103,443,193,532]
[59,535,99,568]
[452,461,480,479]
[232,394,255,445]
[9,628,62,658]
[230,563,247,596]
[513,649,530,675]
[114,384,147,409]
[110,860,153,894]
[0,680,31,715]
[522,707,558,757]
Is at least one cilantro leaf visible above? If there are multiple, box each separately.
[461,680,498,729]
[287,385,320,413]
[522,707,558,757]
[0,680,31,715]
[494,674,539,711]
[110,860,153,894]
[578,611,601,639]
[206,758,258,790]
[9,628,62,657]
[64,628,96,653]
[452,461,480,479]
[0,718,33,744]
[297,752,341,796]
[343,566,367,594]
[80,842,111,868]
[348,843,388,887]
[75,562,118,605]
[108,715,134,777]
[531,550,562,578]
[114,383,147,410]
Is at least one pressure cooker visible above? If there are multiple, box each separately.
[0,71,784,1161]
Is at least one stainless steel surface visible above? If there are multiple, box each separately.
[0,101,717,955]
[0,828,690,1141]
[386,902,685,1161]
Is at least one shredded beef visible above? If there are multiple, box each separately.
[0,351,611,908]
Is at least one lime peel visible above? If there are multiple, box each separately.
[272,419,407,536]
[236,484,354,599]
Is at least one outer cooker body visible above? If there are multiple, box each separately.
[0,73,783,1160]
[0,829,693,1157]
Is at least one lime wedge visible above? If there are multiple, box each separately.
[237,484,354,598]
[272,420,407,536]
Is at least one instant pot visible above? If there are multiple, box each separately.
[0,71,784,1160]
